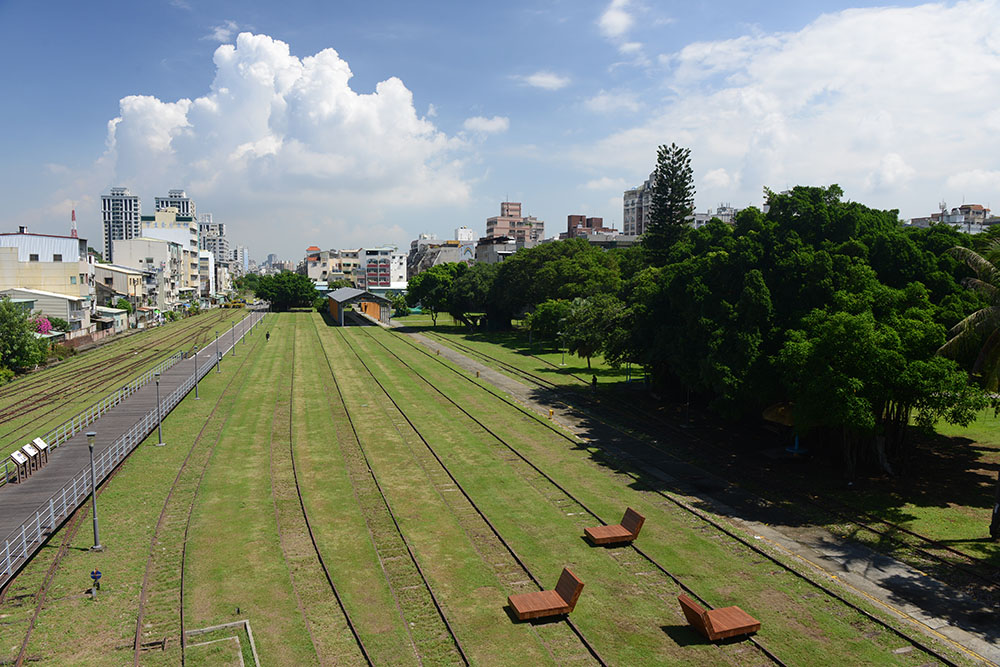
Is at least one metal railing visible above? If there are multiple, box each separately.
[0,311,264,585]
[0,311,257,488]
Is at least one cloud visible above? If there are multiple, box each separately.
[585,90,640,114]
[599,0,633,40]
[584,176,627,191]
[205,20,241,43]
[463,115,510,134]
[99,32,470,254]
[518,71,570,90]
[581,1,1000,219]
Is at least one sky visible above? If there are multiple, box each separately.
[2,0,999,261]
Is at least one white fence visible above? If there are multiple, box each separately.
[0,311,265,586]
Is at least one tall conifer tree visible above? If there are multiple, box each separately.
[643,143,694,263]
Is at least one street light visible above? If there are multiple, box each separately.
[154,372,164,446]
[87,432,103,551]
[193,345,200,400]
[232,323,236,357]
[215,330,221,373]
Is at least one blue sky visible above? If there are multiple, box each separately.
[2,0,997,260]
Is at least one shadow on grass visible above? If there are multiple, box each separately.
[660,624,708,647]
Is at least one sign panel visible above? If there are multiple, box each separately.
[32,437,48,452]
[10,451,28,465]
[21,444,38,458]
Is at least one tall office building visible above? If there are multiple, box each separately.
[101,187,142,263]
[155,189,196,217]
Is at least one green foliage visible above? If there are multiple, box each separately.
[165,311,180,322]
[0,366,13,385]
[562,294,626,368]
[448,263,496,327]
[524,299,571,343]
[644,143,694,263]
[115,297,134,314]
[251,272,316,311]
[48,316,70,332]
[0,297,47,372]
[407,263,463,325]
[386,291,409,318]
[313,296,328,312]
[233,273,261,294]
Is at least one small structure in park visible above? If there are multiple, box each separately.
[678,594,760,642]
[507,567,584,621]
[327,287,391,326]
[584,507,645,546]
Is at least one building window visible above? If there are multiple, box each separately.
[53,254,62,262]
[29,254,38,261]
[70,276,77,285]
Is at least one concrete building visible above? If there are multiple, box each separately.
[910,203,995,234]
[623,173,654,236]
[94,305,128,335]
[113,237,187,311]
[560,215,616,240]
[693,204,741,228]
[0,228,93,300]
[357,247,406,292]
[485,202,545,243]
[475,235,518,264]
[455,226,475,242]
[199,251,215,299]
[154,189,196,217]
[231,245,249,274]
[198,213,231,267]
[101,187,142,262]
[94,264,146,314]
[140,208,200,295]
[408,239,476,277]
[0,287,94,338]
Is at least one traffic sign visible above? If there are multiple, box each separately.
[91,569,102,581]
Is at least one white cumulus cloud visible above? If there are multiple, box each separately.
[463,115,510,134]
[205,20,241,42]
[586,90,640,114]
[599,0,633,40]
[584,176,627,191]
[99,32,470,254]
[581,0,1000,219]
[519,71,570,90]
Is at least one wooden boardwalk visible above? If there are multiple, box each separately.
[0,313,262,583]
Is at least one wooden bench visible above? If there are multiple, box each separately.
[584,508,645,545]
[678,594,760,641]
[508,568,584,621]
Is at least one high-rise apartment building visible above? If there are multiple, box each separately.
[101,187,142,262]
[198,213,231,268]
[623,172,654,236]
[155,189,196,217]
[485,202,544,243]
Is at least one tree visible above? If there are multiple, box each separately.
[0,297,46,374]
[115,297,134,314]
[448,262,496,327]
[253,272,316,311]
[48,316,70,332]
[563,295,625,368]
[643,143,695,263]
[386,291,409,318]
[524,299,572,345]
[938,244,1000,389]
[406,263,462,325]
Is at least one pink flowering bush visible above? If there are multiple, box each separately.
[33,315,52,335]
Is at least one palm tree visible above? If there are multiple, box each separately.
[939,244,1000,390]
[939,244,1000,540]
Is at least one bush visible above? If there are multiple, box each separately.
[0,367,14,385]
[49,344,76,361]
[48,316,70,332]
[314,296,327,312]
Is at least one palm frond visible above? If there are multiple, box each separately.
[960,278,1000,303]
[948,246,1000,286]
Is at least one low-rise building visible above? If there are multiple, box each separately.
[485,202,545,244]
[94,264,145,311]
[0,227,94,300]
[0,287,94,338]
[113,237,186,311]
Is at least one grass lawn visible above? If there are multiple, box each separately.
[0,313,981,666]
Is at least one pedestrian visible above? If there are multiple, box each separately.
[266,331,270,342]
[591,375,597,393]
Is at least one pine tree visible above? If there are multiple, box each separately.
[643,143,694,263]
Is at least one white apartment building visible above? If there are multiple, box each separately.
[141,208,200,294]
[358,247,406,291]
[455,226,475,242]
[623,172,654,236]
[101,187,141,262]
[113,237,187,311]
[154,189,196,217]
[0,228,94,299]
[199,250,215,298]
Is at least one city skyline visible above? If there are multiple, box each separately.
[3,0,999,258]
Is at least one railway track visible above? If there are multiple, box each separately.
[274,315,371,664]
[312,318,469,665]
[132,315,265,664]
[366,320,969,666]
[421,330,1000,604]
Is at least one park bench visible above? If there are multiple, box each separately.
[678,594,760,641]
[584,508,645,545]
[508,568,584,621]
[32,438,49,466]
[9,450,30,483]
[21,443,40,473]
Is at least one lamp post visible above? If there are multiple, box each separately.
[215,330,221,373]
[154,372,164,446]
[87,432,103,551]
[232,323,236,357]
[193,345,200,400]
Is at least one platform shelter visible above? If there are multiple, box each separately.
[327,287,391,326]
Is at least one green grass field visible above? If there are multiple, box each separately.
[0,313,980,665]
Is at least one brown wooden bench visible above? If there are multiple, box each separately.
[508,568,584,621]
[584,507,645,545]
[678,594,760,641]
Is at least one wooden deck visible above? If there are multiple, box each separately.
[0,344,229,547]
